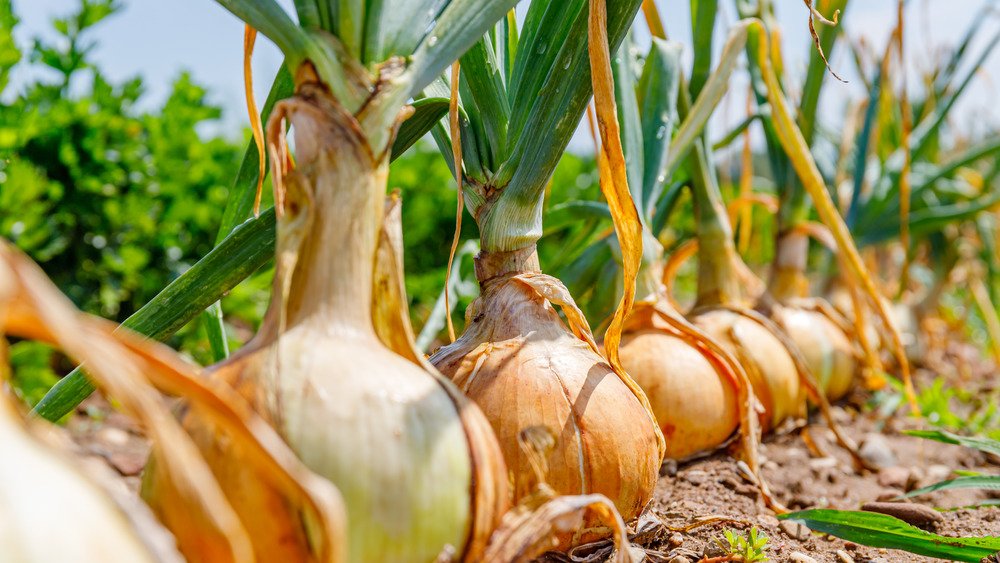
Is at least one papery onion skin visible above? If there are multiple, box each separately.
[431,252,660,545]
[621,308,739,460]
[693,309,801,431]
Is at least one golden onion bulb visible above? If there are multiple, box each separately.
[692,309,802,431]
[620,305,739,459]
[771,305,857,401]
[431,250,660,545]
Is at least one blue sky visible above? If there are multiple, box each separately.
[9,1,1000,148]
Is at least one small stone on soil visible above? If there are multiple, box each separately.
[107,451,146,476]
[667,556,691,563]
[859,433,898,468]
[95,426,130,447]
[876,466,910,489]
[667,532,683,548]
[923,464,952,485]
[680,470,709,486]
[875,488,905,502]
[835,549,855,562]
[861,501,943,527]
[779,520,811,541]
[789,552,819,563]
[758,514,780,528]
[702,542,725,558]
[660,459,678,477]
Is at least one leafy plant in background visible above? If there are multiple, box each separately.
[0,0,267,401]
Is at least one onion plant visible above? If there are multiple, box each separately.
[422,0,666,544]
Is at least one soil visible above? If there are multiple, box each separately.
[63,343,999,563]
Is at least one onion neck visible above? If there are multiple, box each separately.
[474,244,541,284]
[770,174,811,302]
[264,85,391,342]
[689,144,743,309]
[768,229,810,302]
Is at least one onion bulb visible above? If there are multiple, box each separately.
[769,303,857,401]
[0,396,163,563]
[143,78,509,563]
[768,231,859,401]
[620,298,740,459]
[692,307,802,431]
[430,246,661,545]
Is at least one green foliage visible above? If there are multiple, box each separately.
[1,0,268,405]
[0,0,243,323]
[871,377,1000,439]
[718,527,769,562]
[906,429,1000,456]
[7,341,61,407]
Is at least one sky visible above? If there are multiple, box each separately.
[8,1,1000,151]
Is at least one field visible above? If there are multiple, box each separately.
[2,0,999,562]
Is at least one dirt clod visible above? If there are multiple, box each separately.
[860,502,943,527]
[876,467,909,490]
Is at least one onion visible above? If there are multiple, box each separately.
[0,396,164,563]
[770,304,856,401]
[620,292,739,459]
[430,246,661,545]
[768,230,859,401]
[692,307,802,431]
[141,76,513,563]
[1,240,346,563]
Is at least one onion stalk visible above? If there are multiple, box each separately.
[428,0,662,544]
[737,0,860,403]
[128,1,530,559]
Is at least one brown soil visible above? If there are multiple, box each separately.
[64,349,999,563]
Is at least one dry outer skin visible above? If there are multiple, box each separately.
[430,274,661,545]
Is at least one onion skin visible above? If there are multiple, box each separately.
[145,82,507,563]
[620,306,739,460]
[692,309,801,431]
[431,265,660,545]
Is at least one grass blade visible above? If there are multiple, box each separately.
[34,209,277,421]
[905,429,1000,456]
[900,475,1000,499]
